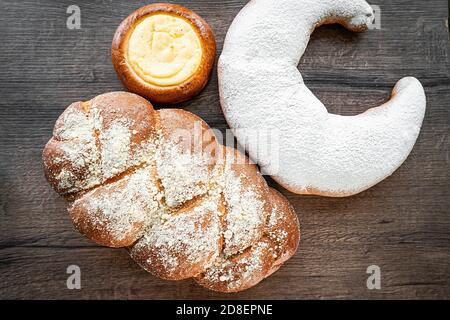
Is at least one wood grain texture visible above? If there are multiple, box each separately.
[0,0,449,299]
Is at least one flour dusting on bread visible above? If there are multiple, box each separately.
[43,91,300,292]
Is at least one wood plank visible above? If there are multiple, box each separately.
[0,0,449,299]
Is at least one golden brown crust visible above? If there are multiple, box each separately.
[194,188,300,293]
[280,183,361,197]
[158,108,218,165]
[43,92,161,247]
[112,3,216,104]
[265,188,300,276]
[315,15,370,33]
[129,196,225,280]
[194,238,275,293]
[68,166,158,248]
[221,146,272,256]
[156,108,220,207]
[43,92,300,292]
[42,101,97,195]
[42,92,159,197]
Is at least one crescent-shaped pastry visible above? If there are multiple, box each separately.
[218,0,426,196]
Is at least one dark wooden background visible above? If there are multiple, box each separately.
[0,0,449,299]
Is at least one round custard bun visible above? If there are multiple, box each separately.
[112,3,216,104]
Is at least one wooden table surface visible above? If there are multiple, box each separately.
[0,0,449,299]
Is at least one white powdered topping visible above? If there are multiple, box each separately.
[49,99,157,194]
[232,241,268,288]
[223,230,233,240]
[267,230,288,259]
[201,241,269,291]
[59,139,97,169]
[49,103,103,193]
[263,205,291,260]
[56,139,102,192]
[219,0,426,195]
[267,207,280,229]
[55,169,77,190]
[267,208,287,250]
[54,106,93,140]
[76,167,161,241]
[156,141,212,207]
[221,168,265,256]
[99,120,133,178]
[133,196,221,272]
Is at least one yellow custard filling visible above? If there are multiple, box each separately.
[127,14,202,87]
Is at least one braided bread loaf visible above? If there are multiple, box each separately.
[42,92,300,292]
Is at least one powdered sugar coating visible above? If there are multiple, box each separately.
[156,140,213,207]
[54,103,93,140]
[69,167,161,247]
[221,158,266,256]
[219,0,426,196]
[195,240,272,292]
[130,196,222,280]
